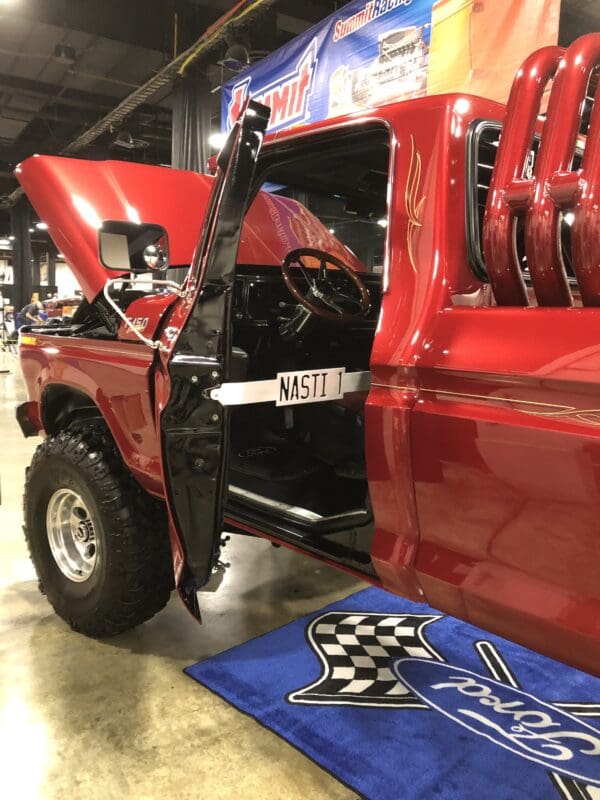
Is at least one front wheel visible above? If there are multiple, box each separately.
[23,425,173,637]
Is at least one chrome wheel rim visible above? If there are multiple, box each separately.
[46,489,98,582]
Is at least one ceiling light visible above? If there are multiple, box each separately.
[0,238,10,246]
[208,132,227,150]
[377,218,388,228]
[112,130,149,150]
[218,43,250,73]
[35,221,48,230]
[57,253,64,259]
[28,227,34,233]
[564,212,575,226]
[328,228,335,234]
[53,44,76,65]
[8,235,15,241]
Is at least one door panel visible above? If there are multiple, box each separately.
[411,307,600,672]
[157,100,270,615]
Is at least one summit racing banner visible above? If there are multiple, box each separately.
[221,0,560,135]
[223,0,434,133]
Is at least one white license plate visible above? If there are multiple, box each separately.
[276,367,346,406]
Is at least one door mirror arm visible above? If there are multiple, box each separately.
[102,277,185,350]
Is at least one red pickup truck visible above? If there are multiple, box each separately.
[15,34,600,676]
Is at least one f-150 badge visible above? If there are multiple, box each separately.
[126,316,149,332]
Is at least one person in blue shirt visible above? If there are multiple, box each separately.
[15,301,43,330]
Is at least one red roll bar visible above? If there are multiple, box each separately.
[483,33,600,307]
[569,66,600,305]
[483,46,563,306]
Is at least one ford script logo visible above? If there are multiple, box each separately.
[393,659,600,785]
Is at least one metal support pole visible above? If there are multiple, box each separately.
[47,251,56,289]
[171,71,213,283]
[9,198,32,310]
[31,252,40,288]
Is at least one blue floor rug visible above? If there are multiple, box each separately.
[185,588,600,800]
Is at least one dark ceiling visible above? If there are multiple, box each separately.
[0,0,598,214]
[0,0,348,206]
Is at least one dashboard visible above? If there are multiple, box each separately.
[233,264,383,328]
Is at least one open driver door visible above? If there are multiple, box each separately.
[156,100,270,617]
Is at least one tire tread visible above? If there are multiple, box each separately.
[23,423,173,637]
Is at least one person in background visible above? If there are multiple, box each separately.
[15,300,44,330]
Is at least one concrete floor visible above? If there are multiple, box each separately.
[0,351,363,799]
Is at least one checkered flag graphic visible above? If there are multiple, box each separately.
[287,612,443,707]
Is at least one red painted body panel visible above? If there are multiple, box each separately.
[16,35,600,674]
[20,335,163,495]
[117,293,176,342]
[366,92,504,604]
[410,308,600,673]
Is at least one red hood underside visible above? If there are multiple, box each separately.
[16,155,364,302]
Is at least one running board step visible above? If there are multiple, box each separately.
[228,484,369,527]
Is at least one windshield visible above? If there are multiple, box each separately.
[241,124,390,273]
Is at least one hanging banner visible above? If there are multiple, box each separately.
[221,0,560,134]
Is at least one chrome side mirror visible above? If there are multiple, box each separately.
[99,221,169,273]
[143,244,168,271]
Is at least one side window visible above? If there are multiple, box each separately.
[265,181,388,274]
[466,121,582,291]
[243,125,391,275]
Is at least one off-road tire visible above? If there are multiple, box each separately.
[23,424,173,637]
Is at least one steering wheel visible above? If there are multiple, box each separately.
[281,248,371,322]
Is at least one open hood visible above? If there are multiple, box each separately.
[15,157,213,301]
[16,155,364,302]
